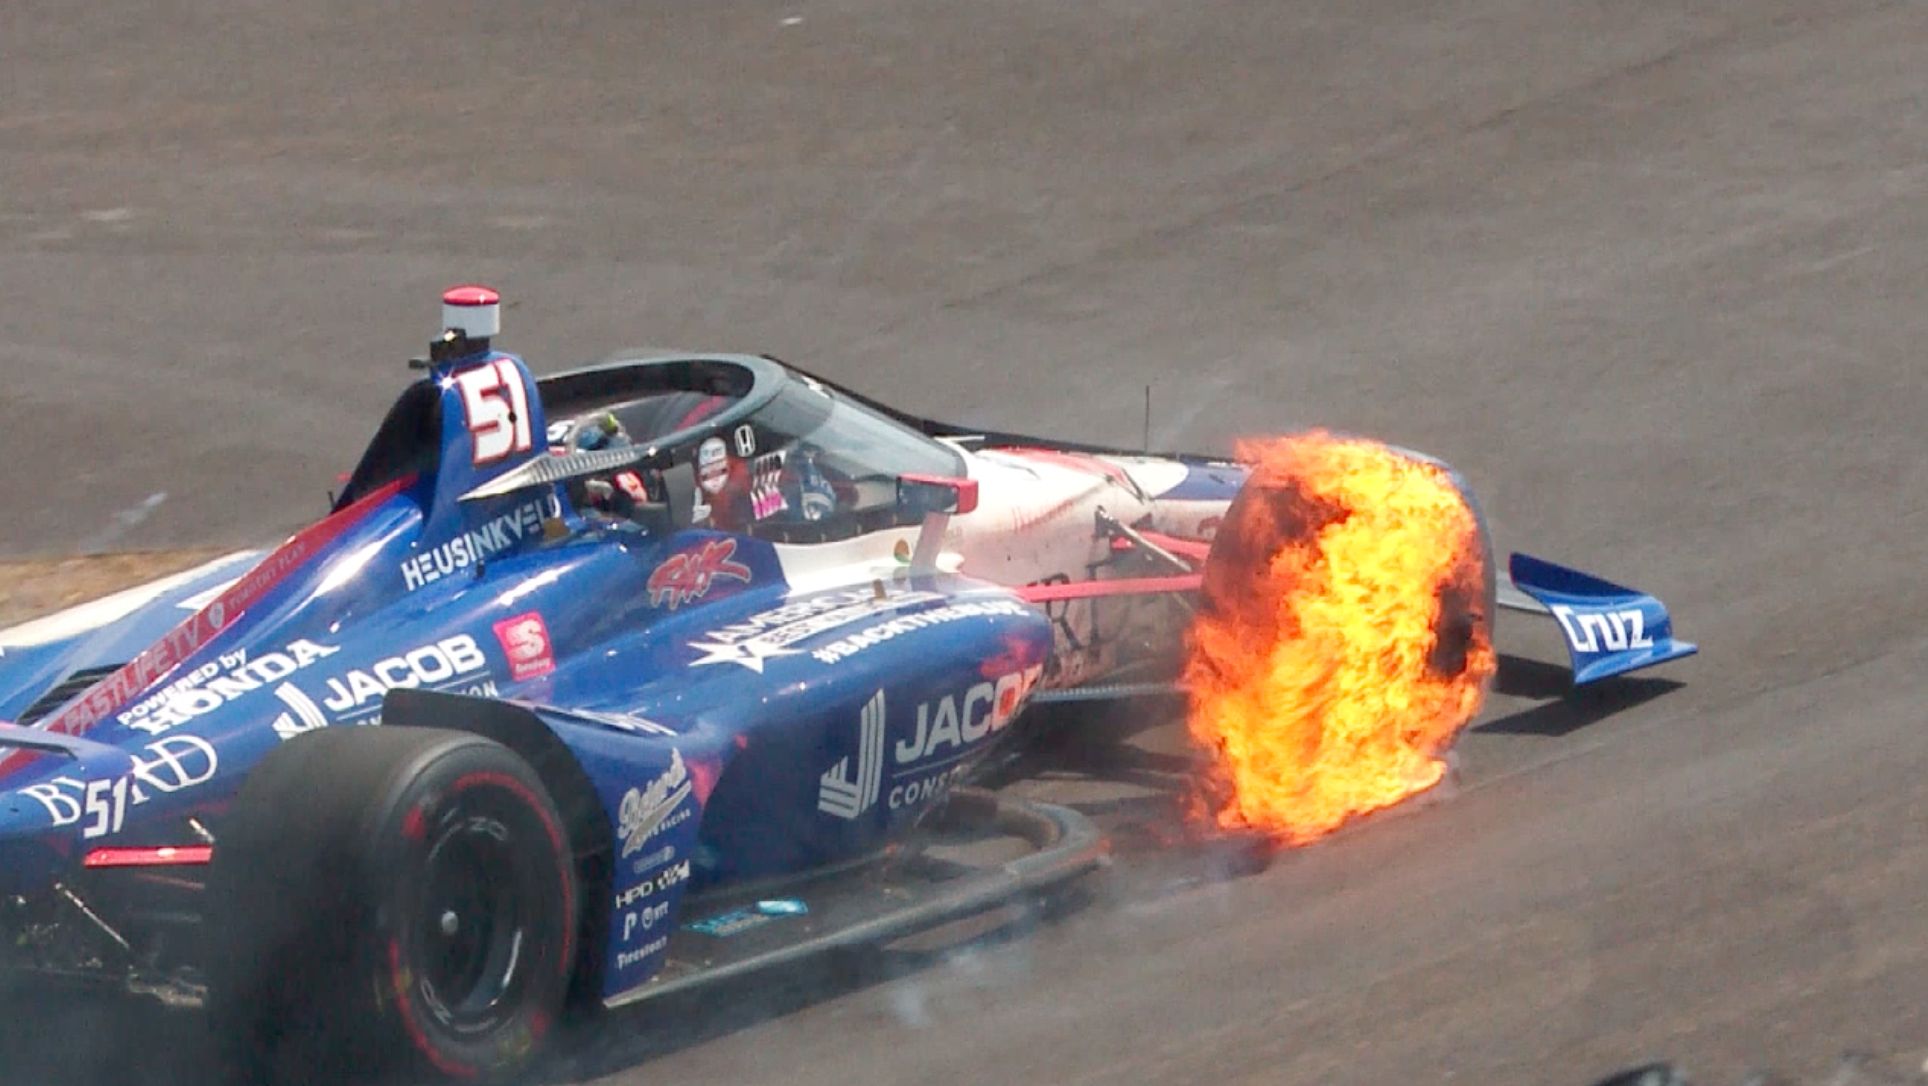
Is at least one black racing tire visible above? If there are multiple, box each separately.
[205,726,579,1084]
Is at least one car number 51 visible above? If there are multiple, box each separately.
[83,776,131,839]
[458,359,535,465]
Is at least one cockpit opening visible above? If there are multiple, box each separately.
[544,356,966,543]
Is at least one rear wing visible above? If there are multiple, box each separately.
[1499,553,1697,685]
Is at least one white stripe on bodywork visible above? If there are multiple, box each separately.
[1096,457,1190,498]
[770,527,931,595]
[770,445,1125,592]
[860,689,884,810]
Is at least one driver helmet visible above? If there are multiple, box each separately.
[573,413,652,515]
[574,412,631,451]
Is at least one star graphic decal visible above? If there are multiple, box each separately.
[686,638,799,673]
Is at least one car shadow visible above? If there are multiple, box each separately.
[1493,653,1579,699]
[544,894,1093,1084]
[982,700,1282,868]
[1480,654,1685,738]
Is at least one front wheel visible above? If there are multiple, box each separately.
[205,726,579,1083]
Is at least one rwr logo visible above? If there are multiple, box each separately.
[647,539,752,610]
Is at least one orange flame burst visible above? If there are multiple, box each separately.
[1184,431,1497,845]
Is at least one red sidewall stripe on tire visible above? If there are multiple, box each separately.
[447,770,577,975]
[386,768,577,1077]
[389,937,480,1081]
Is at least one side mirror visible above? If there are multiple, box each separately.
[898,474,979,516]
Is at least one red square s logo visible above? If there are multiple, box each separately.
[492,611,556,682]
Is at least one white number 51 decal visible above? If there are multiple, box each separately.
[457,359,533,466]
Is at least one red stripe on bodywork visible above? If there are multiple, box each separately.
[0,476,414,777]
[1017,574,1203,603]
[1133,529,1213,564]
[997,447,1137,489]
[83,845,214,868]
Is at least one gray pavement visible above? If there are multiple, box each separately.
[1,0,1925,1083]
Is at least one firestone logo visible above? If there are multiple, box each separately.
[615,934,668,971]
[647,539,752,610]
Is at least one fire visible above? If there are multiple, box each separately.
[1184,431,1496,845]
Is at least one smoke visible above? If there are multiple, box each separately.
[0,989,217,1086]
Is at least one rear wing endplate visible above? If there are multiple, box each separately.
[1500,553,1697,685]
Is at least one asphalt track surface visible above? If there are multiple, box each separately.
[3,1,1926,1083]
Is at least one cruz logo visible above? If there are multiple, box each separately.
[647,539,752,610]
[1549,604,1655,654]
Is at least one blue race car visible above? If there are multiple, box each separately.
[0,286,1693,1081]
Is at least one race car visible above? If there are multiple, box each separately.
[0,286,1694,1082]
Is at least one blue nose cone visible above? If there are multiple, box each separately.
[0,725,139,893]
[0,782,71,897]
